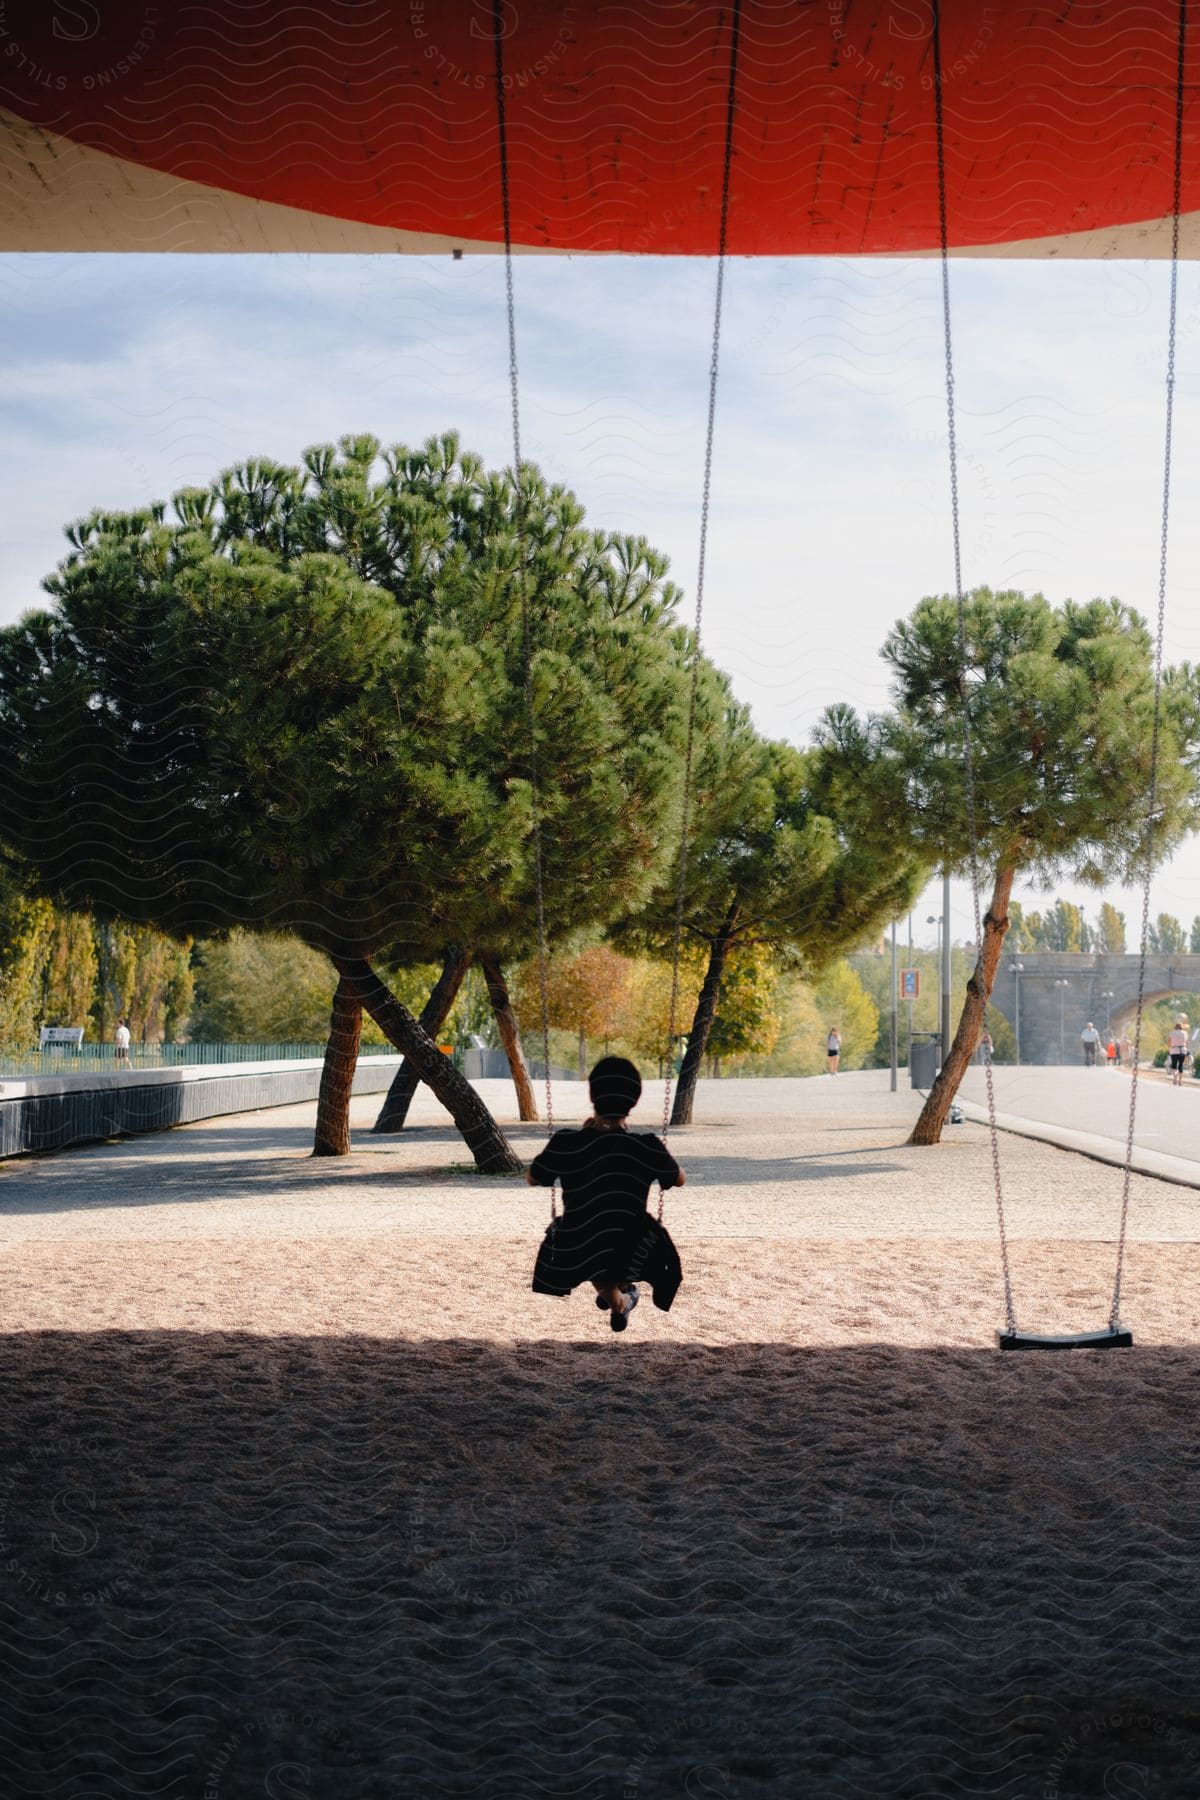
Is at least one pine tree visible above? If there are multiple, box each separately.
[819,590,1198,1144]
[621,714,923,1124]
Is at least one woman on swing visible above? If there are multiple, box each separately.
[528,1057,687,1331]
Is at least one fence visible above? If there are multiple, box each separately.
[0,1041,400,1081]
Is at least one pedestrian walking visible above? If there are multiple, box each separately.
[977,1029,993,1064]
[113,1018,131,1064]
[826,1027,842,1075]
[1120,1031,1136,1070]
[1168,1018,1189,1087]
[1080,1021,1101,1068]
[1105,1037,1118,1069]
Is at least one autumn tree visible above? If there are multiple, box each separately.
[513,943,635,1077]
[818,590,1198,1145]
[0,864,54,1051]
[1096,901,1127,955]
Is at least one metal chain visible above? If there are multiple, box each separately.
[931,0,1016,1335]
[493,1,556,1220]
[1113,0,1187,1332]
[659,0,743,1224]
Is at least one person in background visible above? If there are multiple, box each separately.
[826,1027,842,1075]
[1105,1036,1118,1069]
[977,1029,993,1064]
[1120,1031,1136,1070]
[1080,1021,1101,1067]
[1167,1017,1189,1087]
[113,1018,132,1064]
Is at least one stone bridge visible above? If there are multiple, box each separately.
[986,952,1200,1064]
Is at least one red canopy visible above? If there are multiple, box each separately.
[0,1,1193,255]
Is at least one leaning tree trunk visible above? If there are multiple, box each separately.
[332,955,522,1174]
[313,974,362,1157]
[372,944,471,1133]
[479,955,538,1122]
[670,910,738,1127]
[908,864,1015,1146]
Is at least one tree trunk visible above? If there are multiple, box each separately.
[332,955,522,1174]
[578,1025,587,1080]
[670,911,737,1127]
[908,865,1015,1146]
[371,944,471,1133]
[480,955,538,1122]
[313,974,362,1156]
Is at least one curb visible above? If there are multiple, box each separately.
[956,1099,1200,1192]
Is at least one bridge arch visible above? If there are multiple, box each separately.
[985,953,1200,1065]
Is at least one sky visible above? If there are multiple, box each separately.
[4,248,1200,952]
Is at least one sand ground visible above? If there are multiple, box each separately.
[2,1072,1199,1797]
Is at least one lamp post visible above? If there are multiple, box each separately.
[1053,978,1070,1063]
[907,912,914,1067]
[927,912,943,1057]
[1009,962,1024,1064]
[890,919,898,1092]
[1100,989,1115,1038]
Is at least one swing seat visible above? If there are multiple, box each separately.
[997,1325,1133,1352]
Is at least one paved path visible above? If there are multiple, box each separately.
[957,1064,1200,1186]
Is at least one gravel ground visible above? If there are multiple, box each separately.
[2,1071,1199,1797]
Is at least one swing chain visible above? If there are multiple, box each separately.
[659,0,743,1223]
[931,0,1016,1337]
[493,0,557,1221]
[1114,0,1187,1332]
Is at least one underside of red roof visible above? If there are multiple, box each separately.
[0,1,1194,255]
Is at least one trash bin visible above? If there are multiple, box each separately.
[910,1036,940,1090]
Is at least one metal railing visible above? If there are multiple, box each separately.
[0,1041,400,1080]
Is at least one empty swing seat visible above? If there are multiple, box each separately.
[997,1325,1133,1352]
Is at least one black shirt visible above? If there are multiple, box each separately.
[528,1126,682,1289]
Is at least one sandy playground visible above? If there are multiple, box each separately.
[2,1070,1199,1797]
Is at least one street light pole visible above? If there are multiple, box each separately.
[1054,978,1070,1063]
[907,912,913,1066]
[890,920,898,1092]
[927,912,943,1063]
[1010,962,1024,1064]
[1100,989,1115,1038]
[941,870,953,1072]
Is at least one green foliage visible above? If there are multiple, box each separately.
[1148,912,1187,955]
[621,719,923,977]
[819,589,1197,888]
[1006,903,1030,951]
[706,943,781,1062]
[91,920,194,1043]
[0,436,690,974]
[1040,899,1084,953]
[191,931,438,1044]
[738,960,877,1076]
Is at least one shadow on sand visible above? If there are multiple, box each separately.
[1,1331,1198,1797]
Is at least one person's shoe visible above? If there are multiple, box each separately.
[610,1287,639,1332]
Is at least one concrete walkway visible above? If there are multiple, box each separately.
[956,1064,1200,1189]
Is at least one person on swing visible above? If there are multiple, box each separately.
[528,1056,686,1332]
